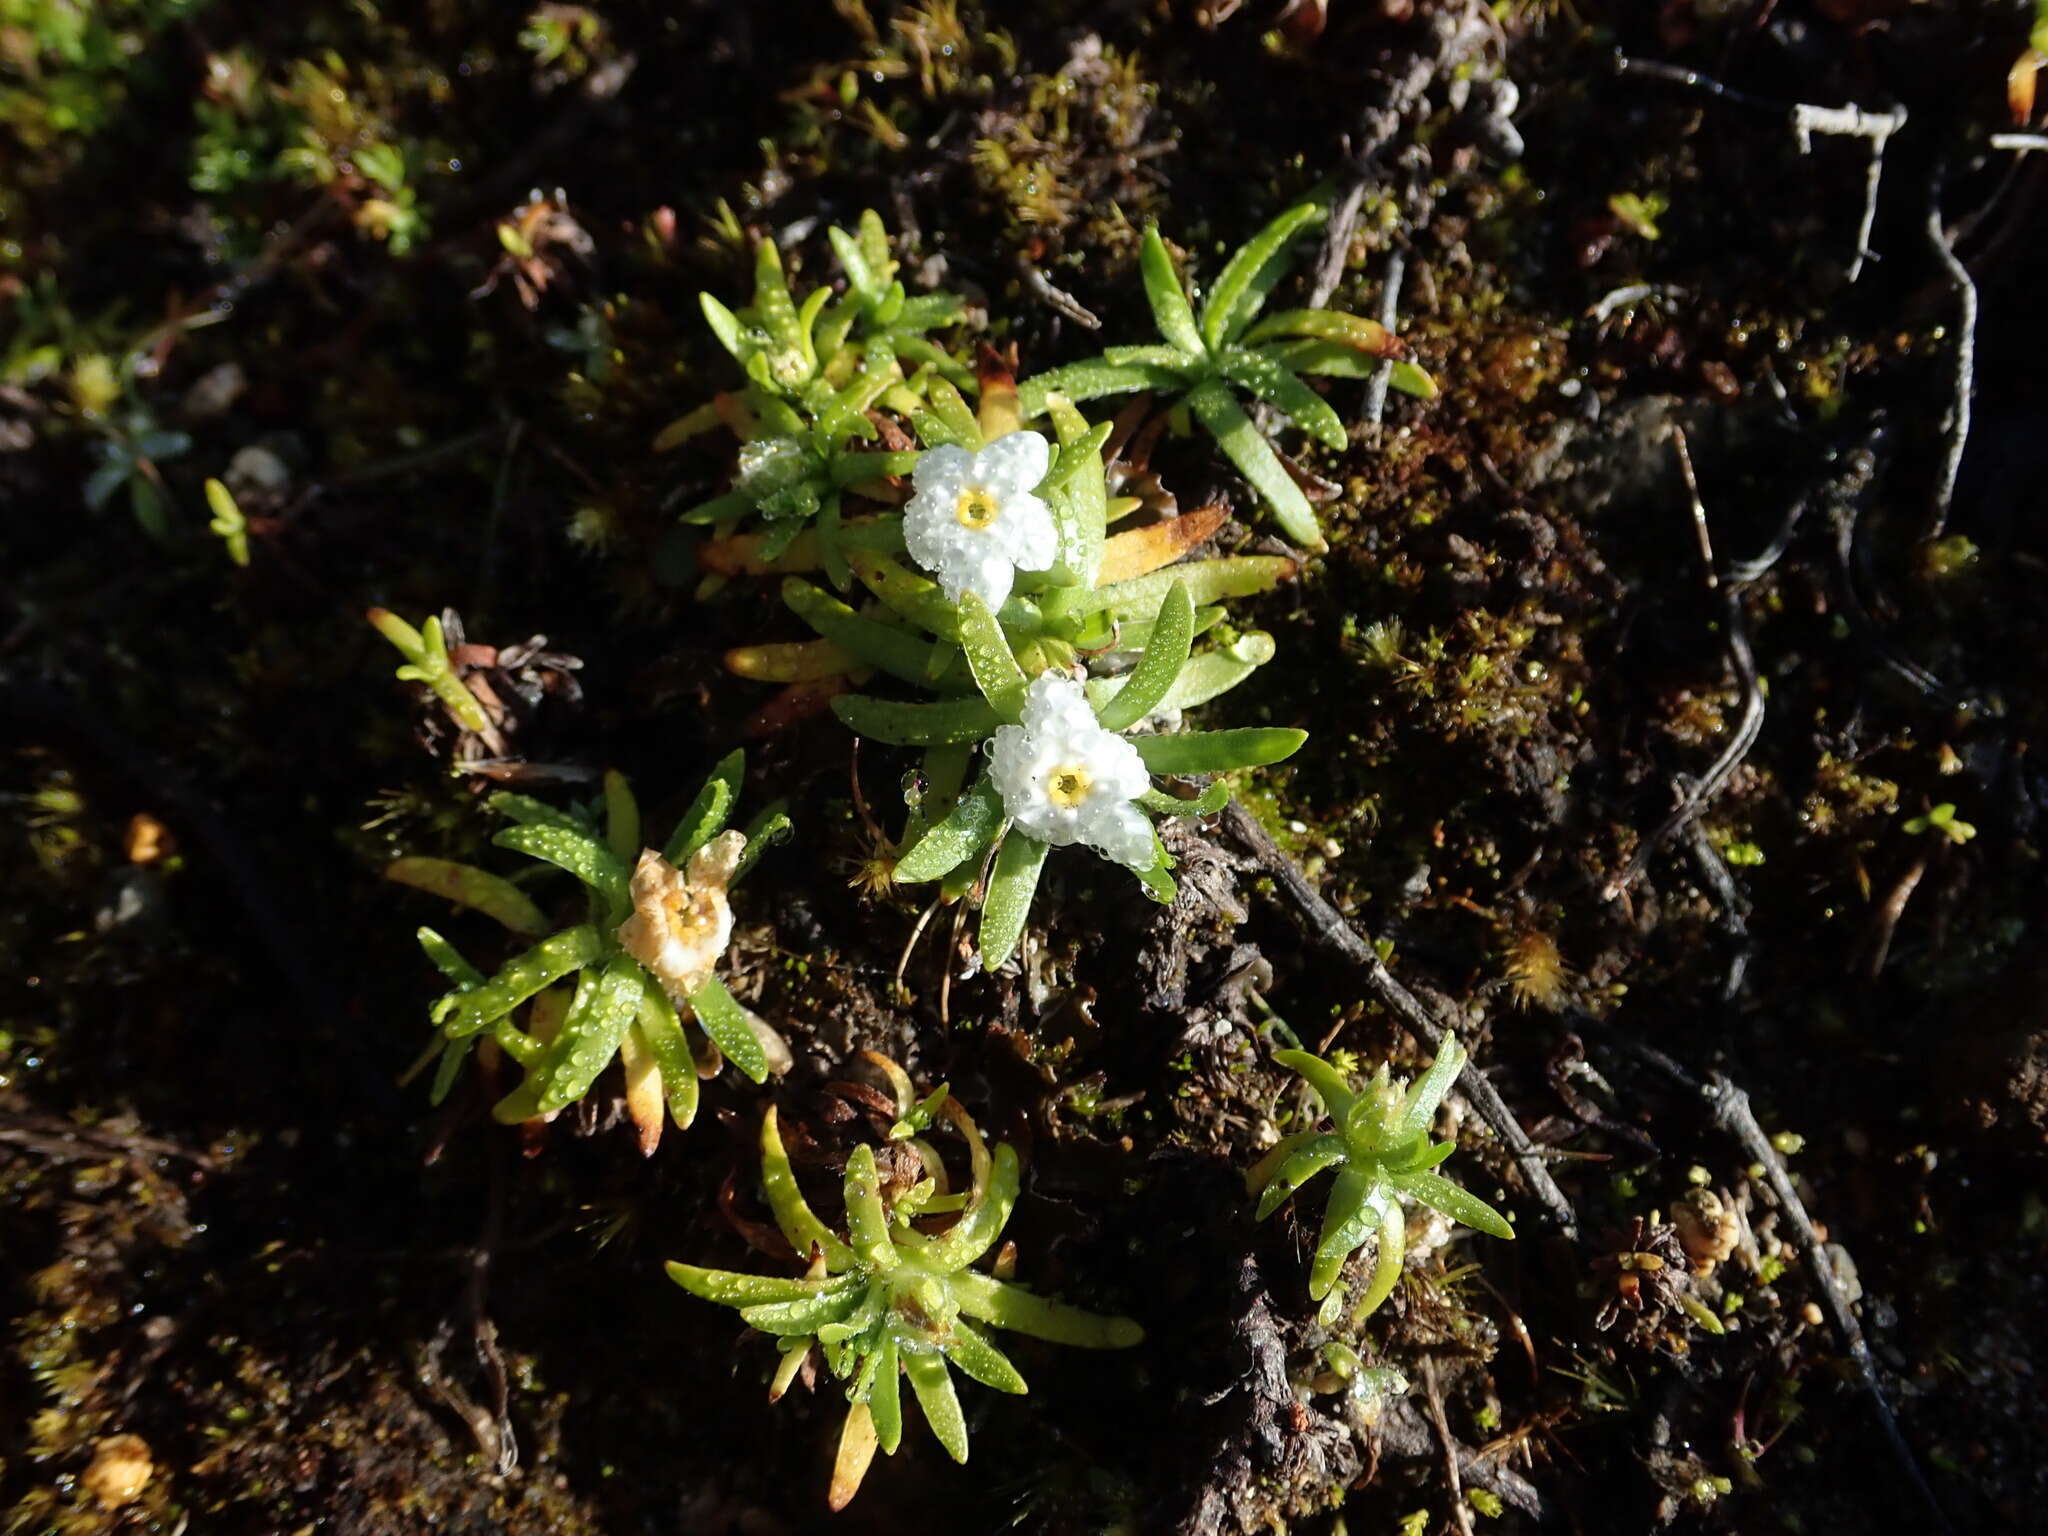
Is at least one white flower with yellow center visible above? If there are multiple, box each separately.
[902,431,1058,612]
[989,674,1155,869]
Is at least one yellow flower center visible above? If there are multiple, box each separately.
[954,486,1001,529]
[1045,765,1092,808]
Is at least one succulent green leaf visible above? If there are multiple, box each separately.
[950,1271,1144,1348]
[902,1349,969,1463]
[943,1318,1028,1395]
[1086,555,1295,623]
[894,778,1005,883]
[1308,1167,1376,1301]
[1388,1171,1516,1240]
[1136,780,1232,817]
[386,858,550,937]
[1094,580,1193,731]
[1253,1133,1348,1220]
[1201,202,1325,348]
[849,552,967,640]
[1186,378,1323,549]
[1138,225,1205,356]
[1396,1034,1467,1144]
[869,1336,904,1452]
[665,1263,848,1307]
[534,956,646,1112]
[1241,308,1396,353]
[700,293,747,360]
[734,800,793,884]
[1351,1187,1405,1321]
[416,926,486,987]
[922,1143,1021,1272]
[761,1107,854,1268]
[685,973,771,1084]
[492,823,629,917]
[742,1285,867,1337]
[978,831,1047,972]
[1131,727,1306,774]
[955,592,1029,721]
[486,791,587,831]
[664,749,747,864]
[1216,347,1348,450]
[603,770,641,862]
[832,694,1004,747]
[1017,359,1190,418]
[1272,1049,1359,1120]
[785,578,959,688]
[635,986,699,1130]
[843,1145,898,1271]
[434,924,605,1036]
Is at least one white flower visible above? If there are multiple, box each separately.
[902,432,1058,611]
[989,675,1155,869]
[615,832,743,1003]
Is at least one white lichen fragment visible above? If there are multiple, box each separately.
[989,674,1154,868]
[901,431,1058,611]
[615,832,744,1003]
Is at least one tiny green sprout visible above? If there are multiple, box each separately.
[204,477,250,567]
[387,754,793,1151]
[1247,1035,1514,1325]
[676,213,970,568]
[1015,203,1437,551]
[366,608,495,737]
[667,1084,1141,1510]
[1903,803,1976,844]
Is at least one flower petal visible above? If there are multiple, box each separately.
[975,431,1051,496]
[1086,800,1157,869]
[911,443,974,494]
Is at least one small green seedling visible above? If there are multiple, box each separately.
[387,754,791,1151]
[1016,203,1436,550]
[367,608,495,738]
[1248,1035,1514,1324]
[668,1081,1142,1509]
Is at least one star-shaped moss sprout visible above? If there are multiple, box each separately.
[667,1081,1142,1509]
[387,752,791,1152]
[1248,1035,1514,1324]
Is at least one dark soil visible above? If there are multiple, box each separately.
[5,3,2046,1533]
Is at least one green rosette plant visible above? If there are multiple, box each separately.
[1248,1035,1515,1324]
[385,753,791,1152]
[726,378,1305,968]
[668,211,971,568]
[667,1076,1142,1509]
[1015,202,1437,550]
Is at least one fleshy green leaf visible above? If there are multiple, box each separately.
[1201,202,1325,348]
[785,578,959,688]
[685,973,771,1083]
[1086,555,1296,623]
[1253,1133,1348,1220]
[1389,1171,1516,1240]
[1138,225,1205,356]
[761,1106,854,1268]
[1216,347,1348,450]
[1136,780,1232,817]
[493,823,630,916]
[943,1319,1027,1395]
[534,955,646,1112]
[1131,727,1306,774]
[385,858,550,937]
[832,694,1004,747]
[1272,1048,1360,1120]
[1016,359,1190,419]
[955,592,1029,721]
[664,749,747,864]
[950,1271,1144,1348]
[902,1349,969,1463]
[665,1263,847,1307]
[434,924,606,1036]
[921,1143,1020,1271]
[978,832,1047,972]
[1186,378,1324,550]
[1093,581,1193,731]
[894,778,1005,883]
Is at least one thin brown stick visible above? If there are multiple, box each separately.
[1221,800,1578,1239]
[1422,1354,1475,1536]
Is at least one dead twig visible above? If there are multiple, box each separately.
[1614,57,1905,283]
[1605,1036,1958,1536]
[1421,1354,1475,1536]
[1603,429,1765,902]
[1362,249,1407,436]
[1921,164,1976,543]
[1220,800,1578,1240]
